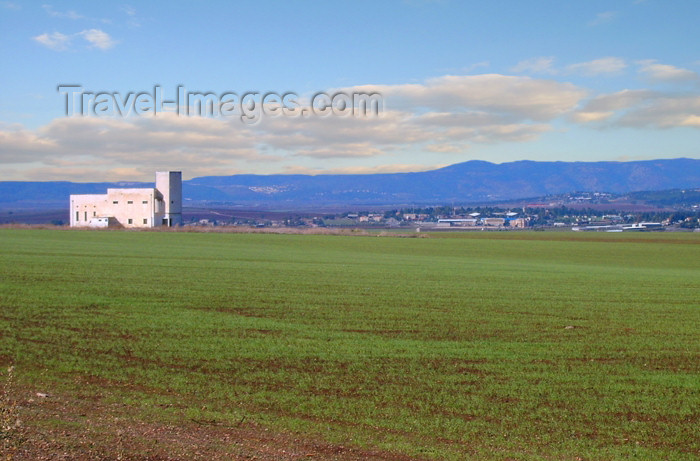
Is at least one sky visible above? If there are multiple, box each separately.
[1,0,700,181]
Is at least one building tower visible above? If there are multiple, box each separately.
[155,171,182,227]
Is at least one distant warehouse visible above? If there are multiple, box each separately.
[70,171,182,228]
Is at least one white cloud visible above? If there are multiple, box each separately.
[637,60,700,83]
[0,110,556,180]
[579,89,654,113]
[511,57,627,77]
[121,5,141,28]
[0,73,593,180]
[461,61,490,73]
[294,144,384,159]
[566,57,627,76]
[588,11,617,26]
[42,4,83,20]
[617,96,700,128]
[510,57,556,75]
[79,29,116,50]
[571,111,614,123]
[40,114,258,159]
[570,89,652,123]
[33,29,117,51]
[0,123,56,161]
[0,115,266,180]
[33,31,71,51]
[352,74,586,121]
[425,143,468,153]
[572,89,700,129]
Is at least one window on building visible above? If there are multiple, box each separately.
[128,218,133,224]
[93,211,96,217]
[127,200,133,204]
[113,201,118,204]
[84,211,87,221]
[143,218,148,224]
[76,211,79,222]
[142,200,148,204]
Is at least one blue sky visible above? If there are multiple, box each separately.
[1,0,700,181]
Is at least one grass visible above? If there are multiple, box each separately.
[0,229,698,459]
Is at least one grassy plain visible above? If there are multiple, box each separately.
[0,229,698,459]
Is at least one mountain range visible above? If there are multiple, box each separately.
[1,158,699,210]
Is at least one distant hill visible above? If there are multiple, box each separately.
[1,158,699,210]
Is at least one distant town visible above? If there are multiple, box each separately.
[183,190,700,232]
[183,207,700,232]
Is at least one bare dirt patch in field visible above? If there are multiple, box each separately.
[6,386,424,461]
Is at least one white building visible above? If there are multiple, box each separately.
[481,217,506,227]
[70,171,182,228]
[437,218,478,227]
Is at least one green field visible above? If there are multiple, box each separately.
[1,229,699,459]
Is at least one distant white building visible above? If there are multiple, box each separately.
[481,217,506,227]
[437,218,478,227]
[509,218,528,228]
[70,171,182,228]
